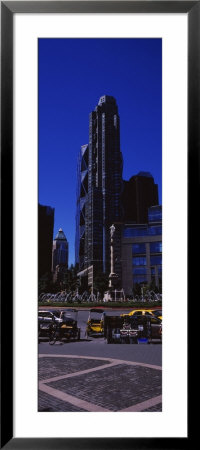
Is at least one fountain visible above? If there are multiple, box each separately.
[39,289,161,304]
[38,290,95,303]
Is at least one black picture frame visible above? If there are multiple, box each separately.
[1,1,196,448]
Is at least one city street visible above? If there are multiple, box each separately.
[38,308,162,413]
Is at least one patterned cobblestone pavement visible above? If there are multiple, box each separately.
[38,390,87,412]
[38,355,162,412]
[39,356,110,381]
[143,403,162,412]
[47,364,161,411]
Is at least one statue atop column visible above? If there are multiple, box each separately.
[110,224,115,239]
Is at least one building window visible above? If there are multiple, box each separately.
[150,241,162,253]
[132,243,146,254]
[133,267,147,275]
[133,256,146,266]
[148,226,162,236]
[150,255,162,265]
[148,207,162,223]
[123,225,162,238]
[123,227,148,237]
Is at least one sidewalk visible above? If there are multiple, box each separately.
[38,354,162,412]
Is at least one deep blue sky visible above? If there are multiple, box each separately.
[39,38,162,266]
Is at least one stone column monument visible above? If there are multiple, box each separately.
[109,224,118,290]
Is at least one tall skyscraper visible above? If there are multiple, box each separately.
[52,228,69,284]
[38,204,54,278]
[52,228,68,271]
[122,172,159,224]
[75,144,88,271]
[76,95,123,281]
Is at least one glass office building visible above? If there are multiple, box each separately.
[76,96,123,281]
[122,205,162,295]
[75,144,88,271]
[52,228,68,272]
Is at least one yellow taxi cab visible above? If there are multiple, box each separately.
[121,309,155,318]
[121,308,162,321]
[150,309,162,321]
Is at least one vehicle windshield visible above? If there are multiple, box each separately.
[51,310,60,318]
[90,318,101,324]
[153,310,162,316]
[62,315,76,323]
[61,311,77,320]
[90,313,103,320]
[150,317,162,324]
[38,312,52,318]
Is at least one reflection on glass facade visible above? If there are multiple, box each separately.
[122,204,162,292]
[123,225,162,237]
[133,256,146,266]
[150,255,162,266]
[148,225,162,235]
[133,267,147,275]
[124,227,146,237]
[150,241,162,253]
[132,243,146,254]
[148,205,162,223]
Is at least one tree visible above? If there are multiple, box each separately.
[133,283,142,297]
[93,272,109,297]
[38,272,52,294]
[61,264,79,292]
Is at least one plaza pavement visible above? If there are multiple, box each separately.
[38,353,162,412]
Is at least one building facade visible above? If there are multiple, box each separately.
[75,144,88,271]
[76,95,123,283]
[122,205,162,295]
[38,204,54,278]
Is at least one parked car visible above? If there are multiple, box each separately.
[121,309,156,318]
[38,310,62,323]
[38,310,63,342]
[149,316,162,341]
[151,309,162,321]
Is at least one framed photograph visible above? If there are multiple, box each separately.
[1,0,196,448]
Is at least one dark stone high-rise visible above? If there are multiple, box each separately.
[76,96,123,281]
[38,204,54,278]
[122,172,159,224]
